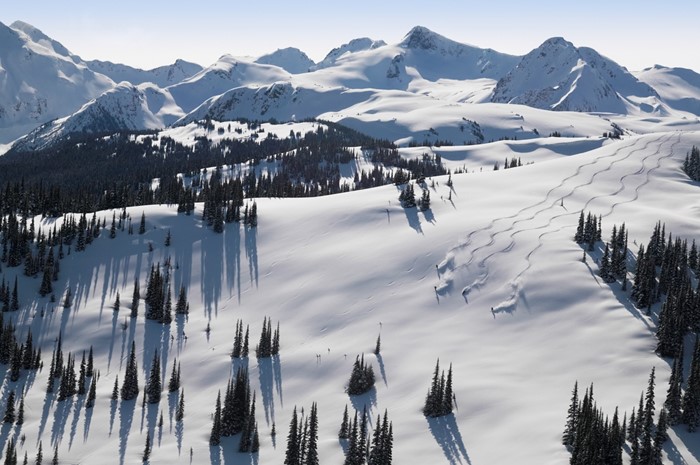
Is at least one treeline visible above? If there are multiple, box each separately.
[563,369,668,465]
[0,121,434,216]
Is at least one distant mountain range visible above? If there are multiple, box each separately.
[2,21,700,152]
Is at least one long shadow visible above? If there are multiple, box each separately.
[83,400,94,442]
[175,419,184,456]
[671,426,700,464]
[665,433,690,465]
[427,414,472,465]
[272,355,283,407]
[258,357,275,426]
[375,354,388,387]
[107,308,120,371]
[422,207,436,225]
[210,445,222,465]
[50,396,72,446]
[168,391,178,432]
[118,399,136,465]
[201,232,223,318]
[221,435,256,465]
[245,225,259,289]
[68,394,86,449]
[349,388,377,414]
[402,206,423,235]
[225,221,242,303]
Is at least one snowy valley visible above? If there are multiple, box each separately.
[0,18,699,465]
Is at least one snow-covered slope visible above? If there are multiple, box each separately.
[12,82,184,151]
[304,26,520,91]
[4,131,700,463]
[0,21,114,144]
[491,37,664,114]
[84,58,203,88]
[167,55,293,113]
[255,48,315,74]
[312,37,387,70]
[636,65,700,116]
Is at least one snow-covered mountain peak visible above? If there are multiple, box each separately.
[313,37,387,69]
[491,37,662,114]
[400,25,453,51]
[9,20,74,58]
[255,47,315,74]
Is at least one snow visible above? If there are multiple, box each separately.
[4,131,700,463]
[0,21,114,144]
[255,48,315,75]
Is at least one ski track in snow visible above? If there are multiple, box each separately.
[435,132,682,313]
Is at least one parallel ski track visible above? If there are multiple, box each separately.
[434,132,681,310]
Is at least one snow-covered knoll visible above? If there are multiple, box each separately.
[311,37,387,70]
[636,65,700,117]
[3,131,700,463]
[255,48,315,74]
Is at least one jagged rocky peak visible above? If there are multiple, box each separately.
[400,25,448,51]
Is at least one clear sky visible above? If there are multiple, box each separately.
[2,0,698,72]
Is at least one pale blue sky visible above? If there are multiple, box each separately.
[2,1,698,71]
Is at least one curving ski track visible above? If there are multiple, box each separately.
[435,132,682,314]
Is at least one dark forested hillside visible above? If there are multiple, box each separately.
[0,120,444,215]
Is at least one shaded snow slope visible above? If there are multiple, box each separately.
[167,55,293,113]
[12,82,184,151]
[312,37,387,70]
[85,58,203,88]
[636,65,700,116]
[492,37,664,114]
[255,48,315,74]
[3,132,700,463]
[0,21,114,144]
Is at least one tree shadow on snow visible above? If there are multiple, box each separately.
[427,414,472,465]
[224,222,243,304]
[669,426,700,464]
[375,354,388,387]
[118,399,136,465]
[402,207,423,235]
[422,207,436,225]
[258,357,276,426]
[349,387,377,415]
[245,225,259,289]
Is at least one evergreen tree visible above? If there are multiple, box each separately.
[348,354,375,395]
[142,432,151,462]
[683,335,700,430]
[665,346,684,424]
[374,334,381,355]
[304,402,319,465]
[168,358,180,392]
[146,350,161,404]
[176,389,185,422]
[16,396,23,425]
[284,406,300,465]
[121,341,139,401]
[86,376,97,408]
[210,391,222,446]
[139,212,146,234]
[130,279,140,318]
[113,292,120,311]
[339,404,350,440]
[3,390,15,423]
